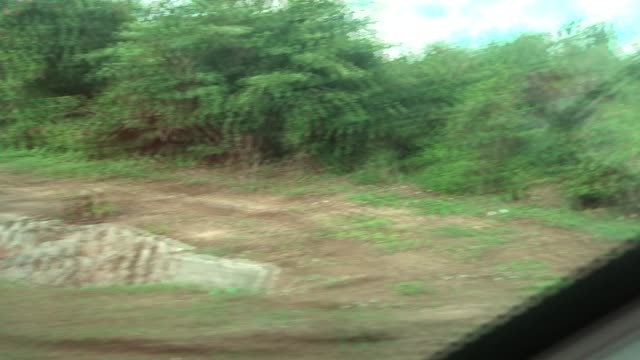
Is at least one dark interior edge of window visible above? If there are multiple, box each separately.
[535,297,640,359]
[428,235,640,360]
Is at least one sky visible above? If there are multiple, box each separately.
[347,0,640,54]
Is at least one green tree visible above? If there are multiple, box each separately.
[408,34,551,198]
[0,0,136,150]
[90,0,387,168]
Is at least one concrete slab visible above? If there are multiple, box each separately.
[0,214,280,292]
[166,253,279,291]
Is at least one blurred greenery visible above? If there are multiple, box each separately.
[1,0,639,212]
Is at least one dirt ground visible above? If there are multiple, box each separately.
[0,168,623,359]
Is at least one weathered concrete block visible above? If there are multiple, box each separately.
[166,253,280,292]
[0,214,279,292]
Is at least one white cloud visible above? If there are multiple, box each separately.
[368,0,640,53]
[573,0,635,22]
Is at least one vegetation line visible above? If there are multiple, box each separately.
[1,0,638,213]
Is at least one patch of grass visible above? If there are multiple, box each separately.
[4,149,635,242]
[494,259,551,280]
[434,225,483,238]
[90,201,120,217]
[0,150,349,199]
[208,287,260,296]
[433,225,519,259]
[324,276,353,286]
[389,281,434,296]
[279,183,352,197]
[0,149,175,180]
[527,277,574,296]
[0,280,23,289]
[348,192,491,216]
[289,275,359,292]
[253,309,323,329]
[62,190,122,223]
[330,215,393,242]
[492,259,573,297]
[348,191,640,241]
[81,283,208,294]
[268,173,353,197]
[327,215,429,252]
[498,206,640,241]
[347,192,409,208]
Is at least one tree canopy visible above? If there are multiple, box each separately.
[1,0,638,210]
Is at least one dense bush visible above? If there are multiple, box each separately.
[1,0,638,209]
[0,0,136,149]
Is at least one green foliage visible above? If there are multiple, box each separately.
[567,83,640,210]
[327,214,429,252]
[0,0,637,210]
[0,149,168,180]
[347,190,640,241]
[0,0,136,150]
[389,281,433,296]
[87,0,388,168]
[409,35,551,197]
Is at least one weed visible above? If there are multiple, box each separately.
[0,149,171,180]
[329,215,429,252]
[492,259,572,296]
[494,259,551,280]
[4,150,635,241]
[183,176,212,186]
[349,190,640,241]
[527,277,573,296]
[433,225,518,259]
[498,206,640,241]
[62,189,121,223]
[389,281,433,296]
[90,202,120,218]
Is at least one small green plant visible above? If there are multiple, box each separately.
[62,189,121,223]
[526,277,573,296]
[0,149,167,180]
[349,189,640,241]
[329,215,427,252]
[435,225,518,259]
[348,191,491,216]
[493,259,573,296]
[389,281,433,296]
[90,202,120,218]
[332,215,393,241]
[494,259,551,280]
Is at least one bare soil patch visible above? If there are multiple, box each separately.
[0,169,621,359]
